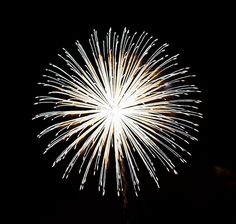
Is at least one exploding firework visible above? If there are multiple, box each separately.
[33,28,202,196]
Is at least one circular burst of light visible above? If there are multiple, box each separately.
[33,28,202,196]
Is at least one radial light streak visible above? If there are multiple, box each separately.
[33,28,202,196]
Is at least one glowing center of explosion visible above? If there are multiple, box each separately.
[103,99,125,132]
[111,106,122,122]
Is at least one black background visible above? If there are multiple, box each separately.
[10,1,235,224]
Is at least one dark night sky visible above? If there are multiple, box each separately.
[9,2,235,224]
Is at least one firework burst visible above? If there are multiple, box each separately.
[33,28,202,196]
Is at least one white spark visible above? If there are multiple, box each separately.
[33,28,202,196]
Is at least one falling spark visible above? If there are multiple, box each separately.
[33,28,202,196]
